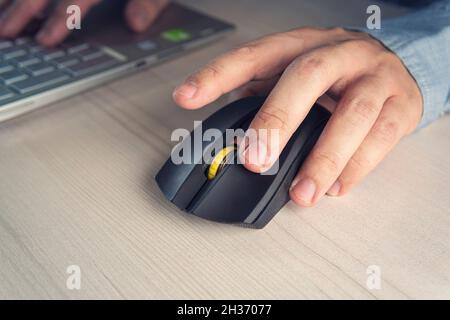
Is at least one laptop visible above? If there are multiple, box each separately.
[0,1,235,123]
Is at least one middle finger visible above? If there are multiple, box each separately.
[289,74,391,206]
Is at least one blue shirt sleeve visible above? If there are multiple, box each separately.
[351,0,450,128]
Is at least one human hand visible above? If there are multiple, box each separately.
[0,0,169,46]
[173,27,423,207]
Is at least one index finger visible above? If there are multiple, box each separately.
[36,0,100,46]
[173,28,342,110]
[241,44,361,172]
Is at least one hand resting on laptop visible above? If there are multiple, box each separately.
[0,0,169,46]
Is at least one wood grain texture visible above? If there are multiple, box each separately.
[0,0,449,299]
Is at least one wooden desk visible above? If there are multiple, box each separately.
[0,0,449,299]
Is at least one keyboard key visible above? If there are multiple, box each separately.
[12,54,41,68]
[52,55,80,68]
[137,40,158,51]
[0,62,14,74]
[26,62,55,76]
[0,40,13,50]
[77,46,104,61]
[15,37,31,45]
[39,49,65,61]
[65,43,89,54]
[65,55,118,77]
[0,46,27,60]
[0,86,15,102]
[0,69,28,85]
[26,43,45,53]
[11,71,70,94]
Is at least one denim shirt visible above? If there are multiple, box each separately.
[354,0,450,128]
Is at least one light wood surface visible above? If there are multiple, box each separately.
[0,0,449,299]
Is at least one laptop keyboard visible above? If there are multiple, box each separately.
[0,38,122,103]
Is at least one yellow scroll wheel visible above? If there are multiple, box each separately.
[207,146,236,180]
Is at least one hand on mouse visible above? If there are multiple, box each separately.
[0,0,169,46]
[173,27,423,207]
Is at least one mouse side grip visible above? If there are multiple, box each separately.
[248,121,327,228]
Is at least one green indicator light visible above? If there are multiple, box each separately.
[161,29,192,43]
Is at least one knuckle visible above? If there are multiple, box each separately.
[348,153,373,171]
[229,45,257,61]
[254,106,290,132]
[378,50,403,68]
[372,118,402,144]
[310,150,343,173]
[297,26,316,33]
[287,26,319,36]
[327,26,347,36]
[290,54,327,78]
[332,26,346,34]
[341,38,373,52]
[345,96,379,123]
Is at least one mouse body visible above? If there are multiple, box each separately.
[156,96,330,228]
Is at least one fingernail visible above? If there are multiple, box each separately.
[327,181,341,197]
[291,178,316,204]
[173,81,198,99]
[290,177,300,191]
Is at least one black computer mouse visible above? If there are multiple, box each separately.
[156,96,330,228]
